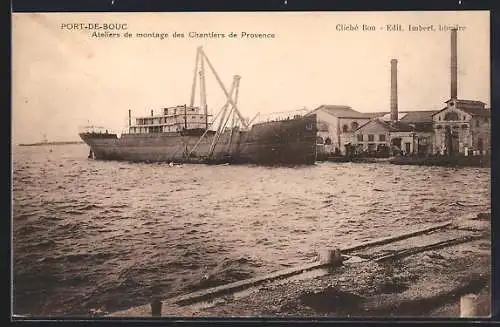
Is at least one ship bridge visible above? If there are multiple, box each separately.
[128,106,213,134]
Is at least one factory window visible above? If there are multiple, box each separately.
[463,116,466,120]
[351,122,359,130]
[367,143,376,151]
[379,134,386,142]
[461,124,468,129]
[436,125,442,129]
[453,125,459,129]
[357,134,363,142]
[444,112,459,121]
[476,120,480,127]
[342,124,348,132]
[317,121,329,132]
[368,134,374,142]
[438,116,442,121]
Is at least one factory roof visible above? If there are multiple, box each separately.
[459,107,491,117]
[369,119,415,132]
[445,99,486,107]
[433,99,491,117]
[357,118,432,133]
[312,105,383,118]
[398,110,437,123]
[314,105,442,122]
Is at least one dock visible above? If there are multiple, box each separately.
[105,212,490,318]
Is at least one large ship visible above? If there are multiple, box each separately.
[79,47,317,165]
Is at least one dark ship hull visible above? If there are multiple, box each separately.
[79,114,317,165]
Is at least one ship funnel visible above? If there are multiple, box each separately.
[450,28,458,99]
[390,59,398,121]
[128,109,132,127]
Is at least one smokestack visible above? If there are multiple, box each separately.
[128,109,131,127]
[151,110,154,117]
[390,59,398,121]
[450,28,458,99]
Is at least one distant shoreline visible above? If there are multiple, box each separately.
[18,141,84,147]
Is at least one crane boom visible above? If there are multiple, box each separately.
[189,47,200,108]
[200,49,248,129]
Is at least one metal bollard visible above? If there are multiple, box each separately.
[151,299,162,317]
[318,248,342,266]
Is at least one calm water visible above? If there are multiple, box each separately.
[12,144,491,316]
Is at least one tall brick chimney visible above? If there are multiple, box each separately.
[450,28,458,99]
[390,59,398,121]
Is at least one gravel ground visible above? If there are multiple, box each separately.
[109,213,491,318]
[187,239,490,318]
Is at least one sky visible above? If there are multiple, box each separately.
[12,11,490,143]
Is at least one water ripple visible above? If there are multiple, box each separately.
[12,144,491,316]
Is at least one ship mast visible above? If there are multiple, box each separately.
[199,52,208,130]
[189,46,210,131]
[189,48,200,108]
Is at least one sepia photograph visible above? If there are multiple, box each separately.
[11,10,491,318]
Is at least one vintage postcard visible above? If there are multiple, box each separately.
[12,11,491,318]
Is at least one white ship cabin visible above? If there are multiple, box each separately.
[128,105,213,134]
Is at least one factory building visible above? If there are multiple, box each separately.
[309,29,489,158]
[352,59,435,156]
[354,27,490,158]
[432,99,490,155]
[431,29,491,156]
[307,105,383,155]
[355,118,434,156]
